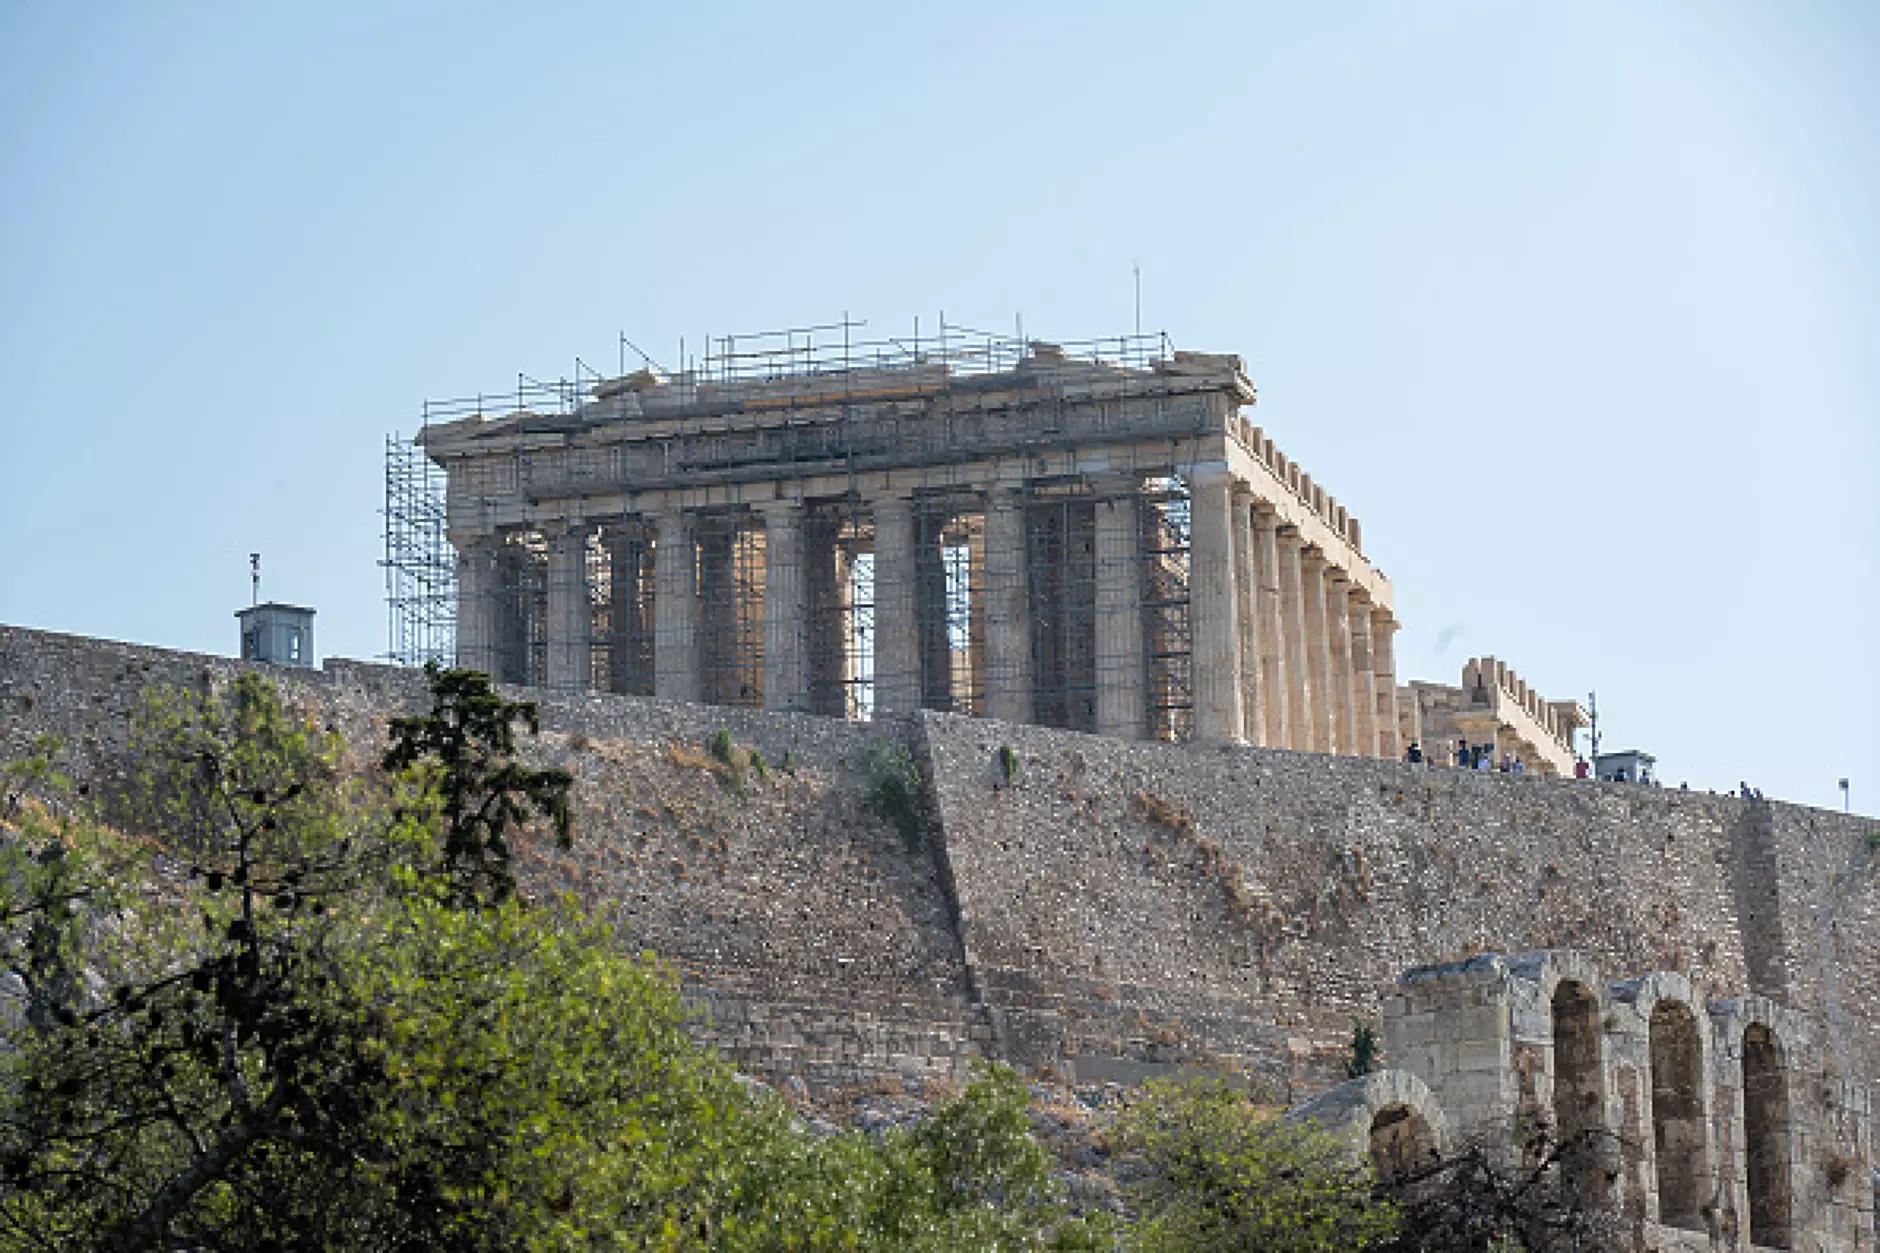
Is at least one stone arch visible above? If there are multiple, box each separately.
[1647,993,1707,1229]
[1285,1068,1451,1180]
[1611,972,1713,1233]
[1710,996,1801,1252]
[1369,1099,1443,1181]
[1553,977,1607,1201]
[1511,951,1611,1205]
[1742,1020,1793,1250]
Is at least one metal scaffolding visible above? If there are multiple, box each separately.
[381,433,455,668]
[386,317,1209,741]
[1140,476,1193,743]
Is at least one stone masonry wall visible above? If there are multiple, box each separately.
[918,713,1880,1105]
[0,626,981,1090]
[2,625,1876,1117]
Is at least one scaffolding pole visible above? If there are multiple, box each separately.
[381,433,455,668]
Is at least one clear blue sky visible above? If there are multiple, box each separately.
[2,2,1874,811]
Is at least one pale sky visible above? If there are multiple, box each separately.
[2,2,1874,811]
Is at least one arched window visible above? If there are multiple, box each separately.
[1743,1023,1792,1249]
[1648,1000,1705,1229]
[1552,980,1605,1203]
[1369,1103,1438,1181]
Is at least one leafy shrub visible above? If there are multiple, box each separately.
[1116,1078,1394,1253]
[709,728,735,765]
[863,740,925,850]
[998,744,1021,786]
[701,728,748,791]
[1346,1019,1382,1078]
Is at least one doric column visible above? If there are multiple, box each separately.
[1252,507,1289,750]
[1188,463,1244,745]
[1327,570,1356,755]
[605,524,651,696]
[1094,489,1144,739]
[804,509,848,717]
[652,510,700,703]
[1301,547,1333,754]
[871,493,921,715]
[982,487,1032,724]
[1348,589,1379,758]
[1231,487,1267,746]
[1276,525,1311,751]
[1372,609,1402,760]
[545,523,591,692]
[453,534,501,678]
[692,521,732,703]
[914,510,955,710]
[758,500,809,713]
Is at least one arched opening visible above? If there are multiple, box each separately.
[1551,979,1605,1203]
[1743,1023,1792,1249]
[1369,1103,1437,1181]
[1648,1000,1706,1230]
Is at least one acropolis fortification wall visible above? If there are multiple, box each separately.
[5,623,1873,1092]
[3,623,1875,1246]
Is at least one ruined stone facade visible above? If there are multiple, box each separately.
[1293,951,1874,1251]
[1401,656,1590,774]
[4,624,1875,1249]
[418,336,1400,752]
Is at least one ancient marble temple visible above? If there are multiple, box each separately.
[418,328,1401,753]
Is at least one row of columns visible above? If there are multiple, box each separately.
[1188,462,1400,755]
[452,466,1398,756]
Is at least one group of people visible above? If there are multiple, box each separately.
[1400,739,1526,773]
[1396,745,1772,801]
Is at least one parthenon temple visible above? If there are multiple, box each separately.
[416,326,1402,753]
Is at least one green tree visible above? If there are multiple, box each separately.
[711,1062,1109,1252]
[0,668,582,1248]
[1345,1019,1382,1079]
[0,669,1093,1252]
[0,674,372,1249]
[1115,1078,1395,1253]
[319,895,762,1249]
[381,662,573,905]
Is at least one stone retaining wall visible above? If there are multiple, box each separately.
[3,623,1876,1113]
[0,626,977,1090]
[919,712,1880,1106]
